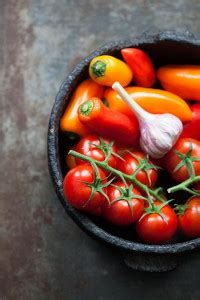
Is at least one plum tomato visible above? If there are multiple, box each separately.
[164,138,200,183]
[117,151,158,187]
[176,197,200,238]
[136,201,178,244]
[63,163,107,213]
[75,135,119,169]
[102,181,144,226]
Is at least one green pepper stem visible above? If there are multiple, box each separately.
[69,150,164,203]
[91,60,106,78]
[79,100,93,116]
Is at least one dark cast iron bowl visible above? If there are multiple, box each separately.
[48,32,200,272]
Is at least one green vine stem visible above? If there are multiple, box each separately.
[69,150,165,204]
[167,175,200,195]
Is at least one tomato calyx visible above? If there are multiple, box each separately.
[168,143,200,196]
[110,183,146,216]
[69,149,165,203]
[127,151,161,186]
[173,142,200,178]
[90,137,123,163]
[139,199,174,223]
[82,162,114,207]
[174,203,188,216]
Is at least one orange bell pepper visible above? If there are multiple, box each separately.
[157,65,200,101]
[60,79,104,136]
[89,55,133,87]
[104,86,192,123]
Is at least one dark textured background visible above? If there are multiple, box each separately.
[1,1,200,299]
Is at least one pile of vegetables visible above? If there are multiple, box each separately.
[61,48,200,244]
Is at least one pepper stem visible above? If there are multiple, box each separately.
[91,60,106,78]
[79,100,93,116]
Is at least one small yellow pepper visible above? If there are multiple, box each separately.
[89,55,133,87]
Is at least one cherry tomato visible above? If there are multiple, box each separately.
[136,201,178,244]
[164,138,200,183]
[63,164,107,213]
[117,151,158,187]
[102,182,144,226]
[177,197,200,238]
[75,135,118,169]
[181,104,200,140]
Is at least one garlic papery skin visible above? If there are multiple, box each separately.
[112,82,183,159]
[139,113,183,158]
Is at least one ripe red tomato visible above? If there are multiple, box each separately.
[117,151,158,187]
[136,201,178,244]
[164,138,200,183]
[63,164,107,213]
[75,135,118,169]
[177,197,200,238]
[102,181,144,226]
[181,104,200,140]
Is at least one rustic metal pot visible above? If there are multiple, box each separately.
[48,31,200,272]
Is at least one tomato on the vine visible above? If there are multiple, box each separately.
[75,135,119,169]
[63,163,107,213]
[176,197,200,238]
[102,181,144,226]
[164,138,200,183]
[136,201,178,244]
[117,151,158,187]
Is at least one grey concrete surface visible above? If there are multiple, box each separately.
[0,0,200,299]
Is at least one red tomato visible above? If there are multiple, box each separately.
[102,181,144,226]
[75,135,118,169]
[136,201,178,244]
[177,197,200,238]
[63,164,107,213]
[117,151,158,187]
[181,104,200,140]
[164,138,200,183]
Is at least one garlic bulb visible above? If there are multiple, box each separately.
[112,82,183,159]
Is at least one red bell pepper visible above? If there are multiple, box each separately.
[121,48,156,88]
[78,97,139,146]
[181,104,200,140]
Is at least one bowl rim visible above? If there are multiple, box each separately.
[48,31,200,254]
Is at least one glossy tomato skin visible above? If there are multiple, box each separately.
[63,164,107,213]
[164,138,200,182]
[75,135,118,169]
[136,201,178,244]
[181,104,200,140]
[117,151,158,187]
[178,197,200,238]
[102,182,144,226]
